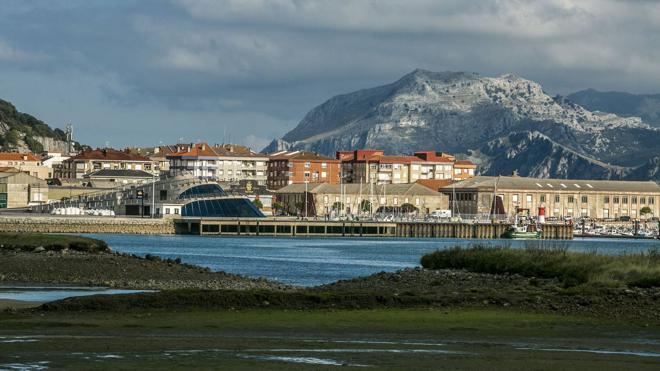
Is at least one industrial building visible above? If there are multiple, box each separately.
[443,176,660,219]
[34,174,264,218]
[0,172,48,208]
[274,182,448,217]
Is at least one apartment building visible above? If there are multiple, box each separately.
[58,148,157,179]
[267,151,340,190]
[0,152,50,179]
[444,175,660,219]
[166,142,268,184]
[338,150,474,185]
[214,144,268,185]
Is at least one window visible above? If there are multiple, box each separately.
[512,194,519,203]
[567,196,574,203]
[632,196,637,204]
[567,208,573,215]
[165,208,170,214]
[613,196,619,204]
[581,196,588,203]
[304,162,311,168]
[321,171,327,178]
[380,197,386,204]
[526,195,532,204]
[581,208,588,216]
[650,197,655,205]
[604,196,610,204]
[623,196,628,204]
[640,197,646,204]
[454,169,461,174]
[603,209,609,218]
[321,163,327,168]
[393,197,398,205]
[554,195,560,203]
[174,208,179,215]
[323,196,328,204]
[415,198,420,206]
[304,171,310,178]
[160,190,168,201]
[540,195,546,203]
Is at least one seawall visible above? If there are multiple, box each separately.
[0,216,175,235]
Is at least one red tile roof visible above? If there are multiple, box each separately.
[67,148,151,162]
[269,151,338,161]
[0,152,41,162]
[167,142,219,158]
[415,179,455,191]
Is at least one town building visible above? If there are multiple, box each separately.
[166,143,268,185]
[83,169,155,188]
[58,148,157,179]
[41,152,70,179]
[213,144,268,185]
[443,175,660,220]
[337,150,475,185]
[274,182,448,217]
[0,152,50,179]
[34,174,263,219]
[0,172,48,208]
[267,151,341,190]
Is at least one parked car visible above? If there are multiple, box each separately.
[618,216,631,222]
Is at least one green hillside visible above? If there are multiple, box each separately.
[0,98,68,153]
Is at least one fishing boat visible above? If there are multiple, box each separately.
[504,224,541,239]
[504,209,541,239]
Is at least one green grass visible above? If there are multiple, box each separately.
[421,245,660,288]
[0,233,109,253]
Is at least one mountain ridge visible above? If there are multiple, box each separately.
[264,69,660,180]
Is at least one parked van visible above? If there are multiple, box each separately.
[430,209,452,218]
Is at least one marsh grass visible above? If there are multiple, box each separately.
[420,245,660,288]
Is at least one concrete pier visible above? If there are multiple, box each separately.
[180,218,574,239]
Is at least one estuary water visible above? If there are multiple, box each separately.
[84,234,660,286]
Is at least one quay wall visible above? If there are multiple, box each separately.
[0,216,175,235]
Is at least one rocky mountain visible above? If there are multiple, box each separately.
[567,89,660,128]
[0,98,71,153]
[264,69,660,180]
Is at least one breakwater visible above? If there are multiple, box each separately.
[0,216,175,235]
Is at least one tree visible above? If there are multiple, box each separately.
[331,201,344,211]
[252,199,263,209]
[401,203,418,214]
[359,199,372,213]
[640,206,653,217]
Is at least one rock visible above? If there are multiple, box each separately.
[33,246,45,253]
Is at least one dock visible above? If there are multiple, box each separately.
[176,218,574,239]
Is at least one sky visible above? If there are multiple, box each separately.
[1,0,659,150]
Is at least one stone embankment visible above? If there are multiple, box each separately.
[0,215,175,234]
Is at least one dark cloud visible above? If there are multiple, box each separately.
[0,0,658,149]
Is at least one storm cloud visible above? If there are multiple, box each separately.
[0,0,658,149]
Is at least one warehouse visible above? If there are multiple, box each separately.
[0,172,48,209]
[275,182,448,217]
[443,176,660,220]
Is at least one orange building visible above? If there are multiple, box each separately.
[453,160,477,180]
[267,151,341,190]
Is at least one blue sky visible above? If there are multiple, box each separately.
[1,0,659,150]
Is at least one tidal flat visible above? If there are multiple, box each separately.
[1,308,659,370]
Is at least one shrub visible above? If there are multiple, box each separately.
[421,245,660,288]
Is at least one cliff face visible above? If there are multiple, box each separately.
[265,69,660,180]
[567,89,660,128]
[0,99,71,153]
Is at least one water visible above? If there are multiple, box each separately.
[84,234,660,286]
[0,286,151,302]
